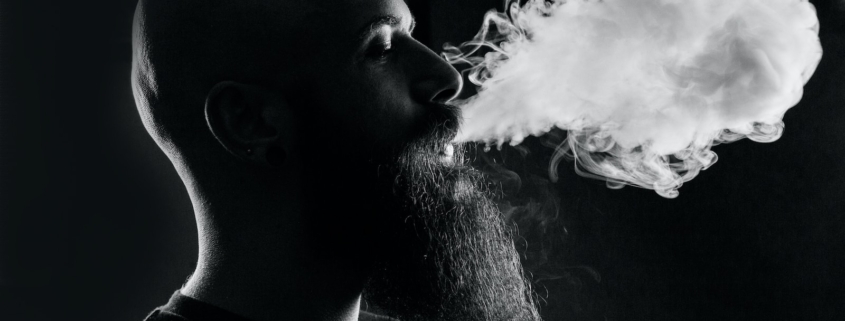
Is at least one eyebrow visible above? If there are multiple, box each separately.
[356,14,417,40]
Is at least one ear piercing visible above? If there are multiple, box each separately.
[244,146,285,166]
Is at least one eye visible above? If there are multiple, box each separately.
[366,41,394,60]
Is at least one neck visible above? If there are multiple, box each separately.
[179,184,368,321]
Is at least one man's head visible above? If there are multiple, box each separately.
[132,1,540,320]
[132,0,459,167]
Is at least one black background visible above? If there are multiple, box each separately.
[0,1,843,320]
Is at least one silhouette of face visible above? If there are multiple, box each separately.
[275,1,539,320]
[285,0,461,162]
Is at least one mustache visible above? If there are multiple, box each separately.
[409,103,462,152]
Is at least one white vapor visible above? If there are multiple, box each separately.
[444,0,823,198]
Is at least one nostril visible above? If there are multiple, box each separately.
[432,88,457,103]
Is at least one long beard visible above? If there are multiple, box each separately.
[362,105,541,321]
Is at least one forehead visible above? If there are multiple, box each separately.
[317,0,411,23]
[252,0,413,81]
[298,0,412,44]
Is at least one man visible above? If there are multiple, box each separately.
[133,0,541,320]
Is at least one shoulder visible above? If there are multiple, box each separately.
[143,309,191,321]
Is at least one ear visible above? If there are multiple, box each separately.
[204,81,285,163]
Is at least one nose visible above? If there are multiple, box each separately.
[409,41,463,104]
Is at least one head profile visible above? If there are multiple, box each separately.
[131,0,541,320]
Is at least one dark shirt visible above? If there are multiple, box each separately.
[144,291,396,321]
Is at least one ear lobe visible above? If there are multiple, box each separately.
[205,81,282,161]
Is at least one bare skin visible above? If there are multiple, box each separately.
[133,0,462,321]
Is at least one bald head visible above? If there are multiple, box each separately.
[132,0,316,161]
[129,0,471,210]
[131,0,452,162]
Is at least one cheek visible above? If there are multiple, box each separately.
[353,69,424,146]
[302,61,425,155]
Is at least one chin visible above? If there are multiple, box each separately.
[362,141,541,321]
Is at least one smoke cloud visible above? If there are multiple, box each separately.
[444,0,823,198]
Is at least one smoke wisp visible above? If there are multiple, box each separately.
[444,0,823,198]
